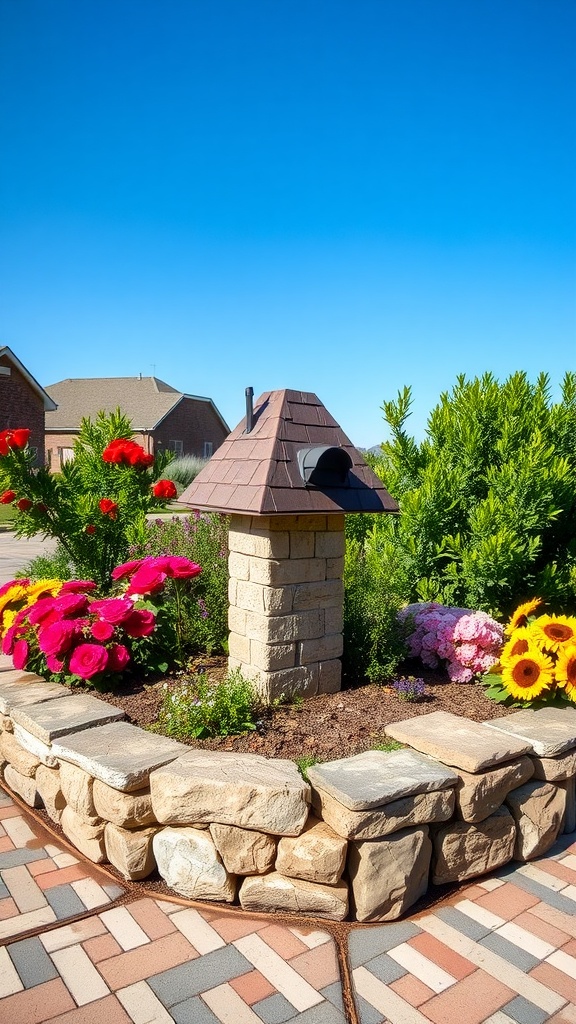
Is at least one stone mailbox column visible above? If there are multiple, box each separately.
[227,514,345,702]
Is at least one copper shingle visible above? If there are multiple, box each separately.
[178,389,398,516]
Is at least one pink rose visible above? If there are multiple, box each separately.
[38,620,76,656]
[68,643,109,679]
[54,594,89,617]
[164,557,202,580]
[2,625,17,655]
[46,654,64,673]
[0,578,29,598]
[12,639,29,670]
[28,597,59,627]
[108,644,130,672]
[111,559,144,580]
[126,565,167,596]
[59,580,98,595]
[91,620,115,641]
[90,598,134,624]
[123,608,156,637]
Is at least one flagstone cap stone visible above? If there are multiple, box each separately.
[11,693,125,744]
[0,673,69,714]
[51,721,189,792]
[385,711,532,773]
[306,749,459,811]
[484,706,576,757]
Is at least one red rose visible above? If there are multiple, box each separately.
[53,594,89,617]
[91,619,115,641]
[12,429,30,448]
[99,498,118,519]
[28,597,59,627]
[108,643,130,672]
[17,498,33,512]
[68,643,109,679]
[35,503,48,513]
[46,653,64,673]
[152,479,177,500]
[123,608,156,637]
[0,490,16,504]
[12,639,29,671]
[85,524,96,534]
[59,580,98,594]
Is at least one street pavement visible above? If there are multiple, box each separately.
[0,531,57,587]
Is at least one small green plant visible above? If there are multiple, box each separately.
[295,755,319,782]
[153,668,258,739]
[371,738,404,752]
[390,675,426,702]
[20,545,75,582]
[163,455,208,490]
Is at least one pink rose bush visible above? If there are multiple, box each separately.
[398,601,503,682]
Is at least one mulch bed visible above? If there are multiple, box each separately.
[96,657,515,764]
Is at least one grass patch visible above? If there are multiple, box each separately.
[295,755,319,782]
[0,505,15,527]
[371,738,404,752]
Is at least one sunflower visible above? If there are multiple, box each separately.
[530,614,576,653]
[555,643,576,702]
[500,646,555,702]
[24,578,62,604]
[504,598,544,636]
[0,584,27,618]
[499,626,532,665]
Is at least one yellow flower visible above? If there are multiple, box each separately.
[2,609,16,631]
[504,598,544,636]
[500,646,555,702]
[500,627,533,666]
[24,579,62,604]
[0,584,27,617]
[531,614,576,652]
[555,643,576,702]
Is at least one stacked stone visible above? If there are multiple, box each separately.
[307,749,459,922]
[386,710,572,885]
[227,513,345,702]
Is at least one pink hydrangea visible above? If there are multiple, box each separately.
[399,602,503,682]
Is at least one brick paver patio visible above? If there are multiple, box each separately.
[0,784,575,1023]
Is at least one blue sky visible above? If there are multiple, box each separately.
[1,0,575,446]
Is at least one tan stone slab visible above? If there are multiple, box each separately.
[239,871,348,921]
[51,721,188,792]
[60,805,106,863]
[3,763,41,807]
[531,749,576,781]
[35,765,65,824]
[506,780,566,861]
[59,762,97,819]
[308,748,458,811]
[276,816,347,884]
[0,674,69,714]
[104,823,158,879]
[312,786,454,840]
[0,730,41,777]
[455,756,534,823]
[209,822,276,875]
[153,826,236,902]
[484,706,576,757]
[93,779,156,827]
[11,694,125,744]
[385,711,532,772]
[432,806,516,884]
[12,723,59,768]
[348,825,431,923]
[151,750,310,836]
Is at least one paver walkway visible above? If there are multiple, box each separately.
[0,783,575,1023]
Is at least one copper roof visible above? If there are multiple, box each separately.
[178,389,398,516]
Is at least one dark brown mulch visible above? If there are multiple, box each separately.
[95,657,515,765]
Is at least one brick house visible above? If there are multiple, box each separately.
[44,376,229,472]
[0,347,57,465]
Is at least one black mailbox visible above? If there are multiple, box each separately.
[297,445,352,488]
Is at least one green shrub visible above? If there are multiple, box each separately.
[372,372,576,617]
[163,456,208,491]
[153,669,258,739]
[19,545,75,582]
[130,513,229,655]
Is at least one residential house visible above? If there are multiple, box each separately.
[0,346,57,465]
[44,376,229,472]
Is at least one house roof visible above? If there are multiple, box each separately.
[44,376,229,433]
[0,347,57,412]
[178,389,398,516]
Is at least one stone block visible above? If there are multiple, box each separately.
[11,694,125,744]
[35,765,65,823]
[531,750,576,781]
[1,715,13,731]
[299,634,343,664]
[308,748,459,810]
[227,578,237,604]
[348,825,431,923]
[559,776,575,834]
[276,817,347,884]
[485,706,576,757]
[150,750,310,835]
[327,515,345,531]
[228,528,290,560]
[227,631,252,663]
[0,730,41,777]
[4,763,41,807]
[289,531,315,559]
[257,664,319,703]
[292,579,343,610]
[245,609,325,644]
[60,806,106,863]
[324,607,344,634]
[250,640,296,671]
[12,723,58,768]
[318,660,342,694]
[262,586,294,614]
[153,826,236,902]
[105,823,158,879]
[506,780,566,860]
[386,711,532,772]
[228,606,247,634]
[209,822,276,875]
[239,872,348,921]
[432,806,516,884]
[455,756,534,823]
[235,580,265,613]
[59,761,97,819]
[93,779,156,827]
[52,722,188,792]
[312,786,455,840]
[0,675,69,715]
[326,557,345,579]
[315,532,345,559]
[228,551,251,581]
[269,515,327,532]
[249,557,327,587]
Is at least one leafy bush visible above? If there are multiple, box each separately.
[153,669,258,738]
[371,372,576,616]
[130,513,229,655]
[163,456,207,491]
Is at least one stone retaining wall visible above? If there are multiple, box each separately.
[1,660,575,923]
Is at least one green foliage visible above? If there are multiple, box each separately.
[163,456,208,490]
[295,755,319,781]
[343,528,408,683]
[371,738,404,752]
[130,513,229,655]
[153,669,258,739]
[372,372,576,616]
[0,410,175,591]
[19,545,74,581]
